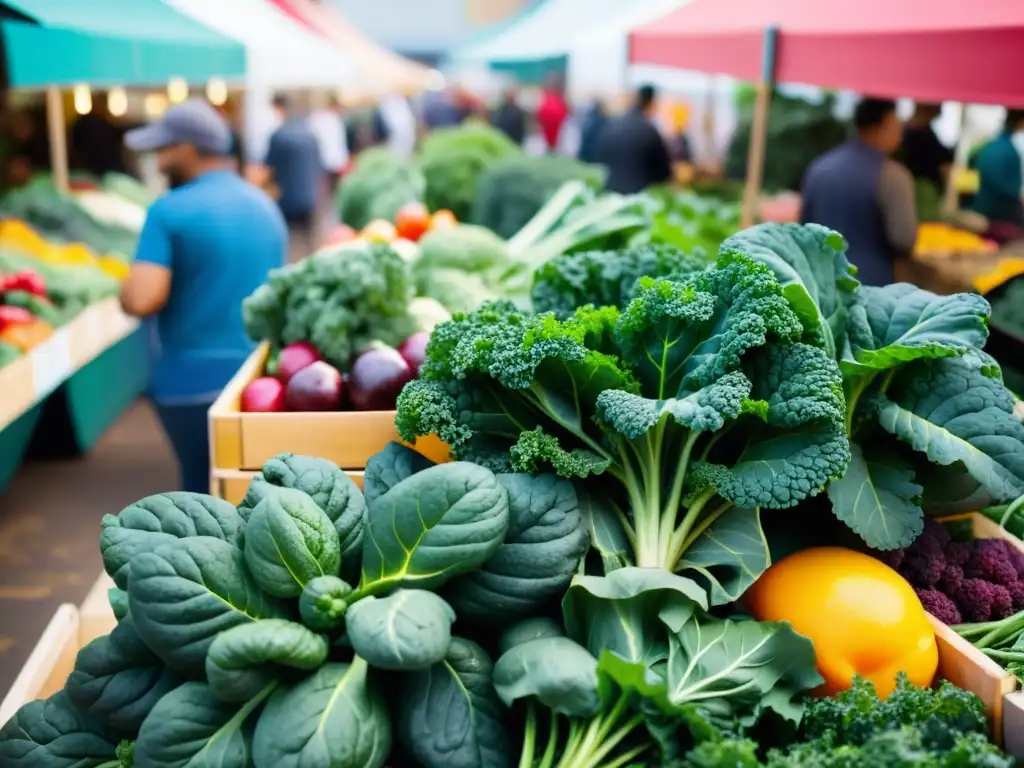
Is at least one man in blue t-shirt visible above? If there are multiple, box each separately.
[121,99,286,493]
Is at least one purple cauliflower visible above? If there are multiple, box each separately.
[916,588,962,625]
[939,563,964,595]
[877,548,906,571]
[944,540,973,567]
[965,539,1019,586]
[990,584,1015,619]
[923,519,952,548]
[1009,581,1024,611]
[957,578,998,622]
[901,550,945,588]
[1009,548,1024,579]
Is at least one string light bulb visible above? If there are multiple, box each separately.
[167,77,188,104]
[206,78,228,106]
[144,93,168,117]
[107,87,128,117]
[73,84,92,115]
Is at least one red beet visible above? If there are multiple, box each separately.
[348,344,414,411]
[275,341,322,384]
[241,377,286,413]
[397,332,430,374]
[285,361,344,411]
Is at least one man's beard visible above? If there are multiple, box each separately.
[166,170,188,189]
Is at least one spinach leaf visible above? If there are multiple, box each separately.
[359,462,509,594]
[107,588,128,621]
[396,638,511,768]
[363,441,436,505]
[574,483,632,573]
[128,537,288,676]
[346,590,455,670]
[498,618,564,655]
[252,659,391,768]
[445,474,589,620]
[244,488,342,597]
[66,615,182,734]
[0,691,121,767]
[562,568,707,667]
[134,681,272,767]
[493,636,600,718]
[100,493,245,590]
[205,619,329,702]
[299,575,352,631]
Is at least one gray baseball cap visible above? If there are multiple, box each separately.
[125,98,231,155]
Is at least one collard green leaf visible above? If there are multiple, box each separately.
[396,638,511,768]
[444,474,589,620]
[843,285,990,375]
[252,659,391,768]
[100,493,245,590]
[574,483,632,573]
[492,636,600,718]
[662,615,823,725]
[723,222,858,357]
[498,618,564,655]
[346,590,455,670]
[827,443,924,550]
[108,588,128,621]
[205,619,329,702]
[563,568,707,667]
[363,442,436,506]
[875,357,1024,503]
[299,575,353,631]
[674,507,771,605]
[66,615,182,734]
[244,488,342,597]
[359,462,509,593]
[0,691,120,767]
[134,681,271,767]
[128,537,288,676]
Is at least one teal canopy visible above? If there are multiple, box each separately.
[1,0,245,87]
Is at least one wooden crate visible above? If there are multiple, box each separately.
[208,343,448,502]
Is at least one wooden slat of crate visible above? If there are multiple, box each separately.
[78,573,117,648]
[211,469,365,505]
[0,355,35,431]
[1003,692,1024,757]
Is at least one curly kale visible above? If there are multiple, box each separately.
[531,243,711,318]
[397,249,849,577]
[241,242,415,370]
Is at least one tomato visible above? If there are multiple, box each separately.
[745,546,938,698]
[431,209,457,230]
[394,202,432,242]
[361,219,398,243]
[325,224,357,246]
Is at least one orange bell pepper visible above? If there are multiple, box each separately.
[745,546,938,698]
[0,318,53,352]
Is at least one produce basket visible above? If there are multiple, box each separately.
[208,342,448,504]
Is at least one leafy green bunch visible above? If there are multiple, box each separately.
[396,247,850,588]
[241,241,416,370]
[0,448,595,767]
[727,223,1024,550]
[335,147,426,230]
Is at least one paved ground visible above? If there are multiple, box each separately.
[0,400,176,692]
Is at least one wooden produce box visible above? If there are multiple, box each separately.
[0,573,118,727]
[208,343,449,505]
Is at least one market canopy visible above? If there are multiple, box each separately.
[630,0,1024,107]
[0,0,244,88]
[165,0,353,88]
[274,0,433,95]
[446,0,625,80]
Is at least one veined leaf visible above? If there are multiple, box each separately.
[346,590,455,671]
[493,636,600,719]
[0,691,120,767]
[575,483,632,573]
[362,442,436,506]
[827,443,923,550]
[675,508,770,605]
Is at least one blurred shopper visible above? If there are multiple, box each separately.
[422,87,465,130]
[309,94,349,196]
[901,103,953,190]
[801,98,916,286]
[120,99,286,493]
[265,94,323,262]
[972,109,1024,236]
[536,75,570,153]
[577,99,607,163]
[593,84,672,194]
[492,87,526,146]
[379,93,418,159]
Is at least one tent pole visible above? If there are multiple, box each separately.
[740,26,778,228]
[942,103,970,216]
[45,85,69,194]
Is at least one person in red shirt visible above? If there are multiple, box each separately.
[536,74,570,153]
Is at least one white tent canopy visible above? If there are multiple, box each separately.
[567,0,686,102]
[447,0,624,66]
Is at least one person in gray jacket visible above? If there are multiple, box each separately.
[800,98,917,286]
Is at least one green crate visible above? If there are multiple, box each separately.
[0,404,42,493]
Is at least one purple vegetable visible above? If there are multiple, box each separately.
[915,588,962,625]
[241,377,286,413]
[397,332,430,374]
[275,341,322,384]
[348,344,415,411]
[285,361,343,412]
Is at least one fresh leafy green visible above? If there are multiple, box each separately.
[346,590,455,670]
[0,691,122,768]
[298,574,353,631]
[361,441,435,506]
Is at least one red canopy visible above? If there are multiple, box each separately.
[630,0,1024,106]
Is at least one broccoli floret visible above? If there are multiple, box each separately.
[916,588,962,625]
